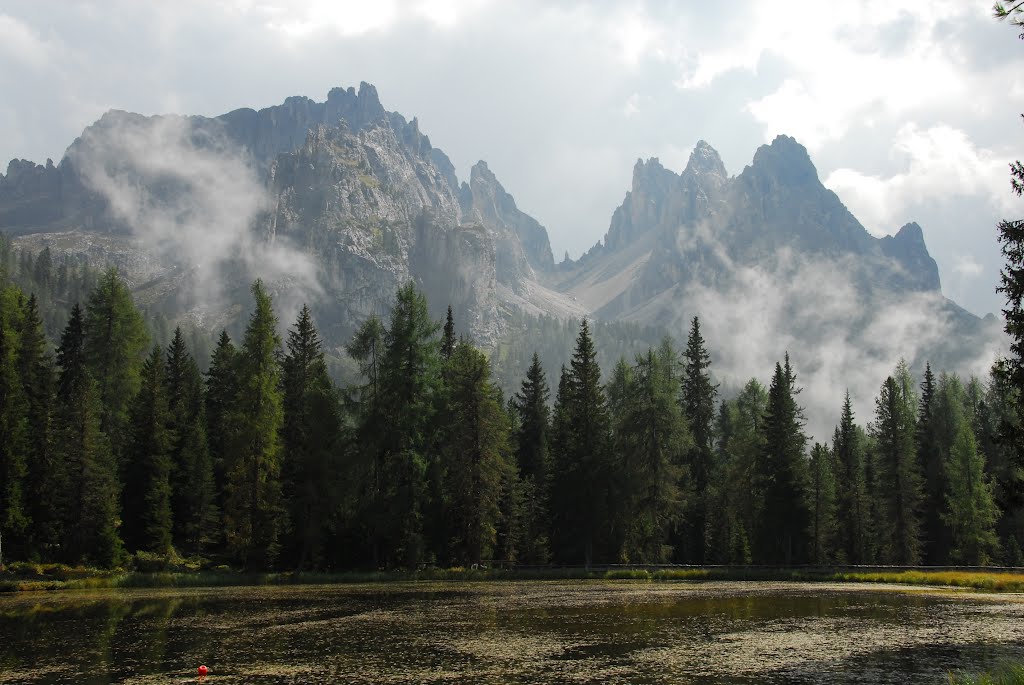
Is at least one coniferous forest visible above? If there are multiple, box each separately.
[0,243,1022,572]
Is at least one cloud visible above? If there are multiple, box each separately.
[824,123,1015,236]
[69,114,322,324]
[0,13,52,69]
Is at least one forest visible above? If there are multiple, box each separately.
[0,241,1022,572]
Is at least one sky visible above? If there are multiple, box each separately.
[1,1,1022,317]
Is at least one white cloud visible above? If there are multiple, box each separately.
[824,123,1015,235]
[0,13,52,68]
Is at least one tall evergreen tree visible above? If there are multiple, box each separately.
[832,391,870,564]
[619,347,689,563]
[808,442,837,564]
[54,304,122,567]
[165,327,216,553]
[442,341,511,565]
[440,304,456,362]
[17,294,58,558]
[917,362,949,564]
[281,304,343,569]
[0,292,29,563]
[511,352,552,563]
[123,346,174,553]
[549,320,613,566]
[871,362,923,565]
[376,283,440,568]
[204,330,238,514]
[679,316,717,564]
[82,268,149,461]
[757,357,810,564]
[223,281,285,568]
[943,423,999,565]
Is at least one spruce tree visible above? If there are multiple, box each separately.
[943,423,999,565]
[442,341,511,566]
[808,442,837,564]
[281,304,343,569]
[832,391,870,564]
[512,352,552,563]
[83,268,149,461]
[549,319,613,565]
[54,304,122,567]
[0,294,29,563]
[223,280,285,568]
[619,348,689,563]
[871,362,923,565]
[441,304,456,362]
[18,294,58,558]
[376,283,440,568]
[166,328,216,553]
[680,316,717,564]
[204,330,238,512]
[917,362,948,564]
[124,346,174,554]
[757,357,810,564]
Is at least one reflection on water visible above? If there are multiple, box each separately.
[1,581,1023,684]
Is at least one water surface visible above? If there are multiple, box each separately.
[2,580,1023,683]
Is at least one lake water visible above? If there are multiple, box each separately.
[2,581,1024,684]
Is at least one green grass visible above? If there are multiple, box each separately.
[949,664,1024,684]
[832,570,1024,593]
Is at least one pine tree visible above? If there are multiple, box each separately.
[281,304,343,569]
[17,294,58,558]
[549,319,613,565]
[757,357,810,564]
[83,268,149,462]
[680,316,717,564]
[376,283,440,568]
[223,280,285,568]
[943,423,999,565]
[511,352,552,563]
[871,362,923,565]
[619,348,689,563]
[0,291,29,563]
[440,304,456,362]
[165,328,216,554]
[442,341,511,566]
[808,442,837,564]
[54,304,122,567]
[832,391,870,564]
[204,330,238,514]
[123,346,174,553]
[917,362,948,564]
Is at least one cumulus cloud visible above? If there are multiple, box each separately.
[824,123,1015,235]
[69,114,321,325]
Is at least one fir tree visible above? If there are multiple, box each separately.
[808,442,837,564]
[757,357,810,564]
[0,294,29,563]
[871,362,923,565]
[832,391,870,564]
[619,348,689,563]
[511,352,552,563]
[124,346,174,553]
[944,423,1000,565]
[282,304,343,569]
[82,268,149,461]
[680,316,716,564]
[440,304,456,362]
[549,319,613,566]
[204,330,237,514]
[917,362,949,563]
[223,281,285,568]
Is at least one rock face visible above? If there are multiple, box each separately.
[0,84,557,346]
[561,134,943,322]
[0,85,994,376]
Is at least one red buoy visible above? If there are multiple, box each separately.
[198,664,209,677]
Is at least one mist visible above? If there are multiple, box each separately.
[68,113,322,328]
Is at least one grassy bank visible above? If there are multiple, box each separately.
[949,664,1024,684]
[3,563,1024,594]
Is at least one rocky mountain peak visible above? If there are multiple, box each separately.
[683,140,727,180]
[748,134,819,186]
[631,157,680,196]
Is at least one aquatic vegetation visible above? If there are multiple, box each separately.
[950,664,1024,684]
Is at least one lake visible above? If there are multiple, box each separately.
[1,581,1023,683]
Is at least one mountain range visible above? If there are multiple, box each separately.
[0,82,1003,412]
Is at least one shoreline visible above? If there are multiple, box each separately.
[3,565,1024,594]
